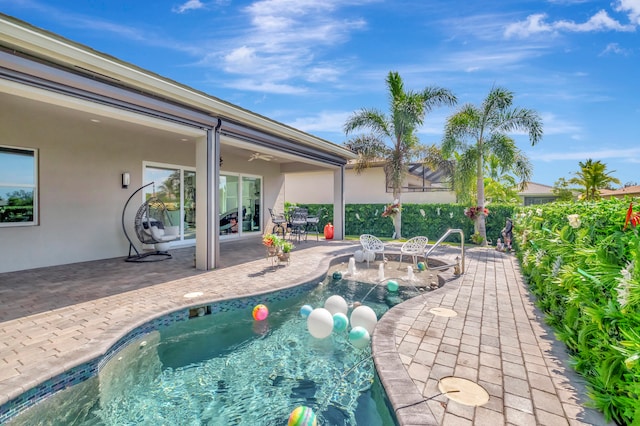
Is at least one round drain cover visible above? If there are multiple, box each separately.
[429,307,457,317]
[438,376,489,406]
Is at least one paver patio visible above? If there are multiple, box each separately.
[0,238,610,425]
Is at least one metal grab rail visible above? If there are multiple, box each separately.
[424,228,465,275]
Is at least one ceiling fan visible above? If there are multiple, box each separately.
[248,152,274,162]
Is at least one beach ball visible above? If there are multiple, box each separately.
[417,262,426,271]
[354,250,365,263]
[324,295,348,315]
[288,406,317,426]
[350,305,378,335]
[299,304,313,318]
[349,326,371,349]
[307,308,334,338]
[332,271,343,280]
[252,304,269,321]
[333,313,349,332]
[386,280,399,292]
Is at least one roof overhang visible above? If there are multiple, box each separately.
[0,13,357,163]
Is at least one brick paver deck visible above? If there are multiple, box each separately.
[0,239,609,425]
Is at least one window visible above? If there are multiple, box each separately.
[0,146,38,226]
[144,163,195,243]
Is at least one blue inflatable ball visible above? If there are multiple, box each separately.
[299,304,313,318]
[417,262,426,271]
[333,312,349,332]
[332,271,343,280]
[386,280,399,292]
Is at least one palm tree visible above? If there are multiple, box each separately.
[569,159,620,201]
[441,87,543,245]
[343,71,457,238]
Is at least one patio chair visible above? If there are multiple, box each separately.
[398,236,429,269]
[305,207,325,241]
[269,208,288,237]
[290,208,308,242]
[359,234,386,267]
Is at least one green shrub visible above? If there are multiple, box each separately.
[514,199,640,425]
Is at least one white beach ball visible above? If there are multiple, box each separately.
[324,295,348,315]
[307,308,334,339]
[350,305,378,335]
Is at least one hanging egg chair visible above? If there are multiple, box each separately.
[122,182,179,262]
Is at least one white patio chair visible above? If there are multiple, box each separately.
[398,236,429,269]
[359,234,386,267]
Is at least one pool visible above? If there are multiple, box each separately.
[7,268,434,425]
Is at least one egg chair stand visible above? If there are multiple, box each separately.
[122,182,179,262]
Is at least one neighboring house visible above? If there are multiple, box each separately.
[0,14,356,273]
[285,161,456,205]
[518,182,558,206]
[600,185,640,199]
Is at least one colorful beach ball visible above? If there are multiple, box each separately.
[417,262,426,271]
[252,304,269,321]
[332,271,343,280]
[288,406,317,426]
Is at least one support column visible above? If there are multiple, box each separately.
[195,128,216,270]
[332,166,345,240]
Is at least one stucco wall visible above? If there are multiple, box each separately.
[0,100,198,272]
[285,167,455,205]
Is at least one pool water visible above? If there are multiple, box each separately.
[10,275,427,425]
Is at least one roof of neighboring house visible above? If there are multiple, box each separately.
[518,182,556,196]
[0,13,356,161]
[600,185,640,198]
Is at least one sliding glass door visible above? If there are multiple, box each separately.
[144,163,196,243]
[220,173,262,238]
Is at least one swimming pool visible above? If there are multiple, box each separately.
[7,269,431,425]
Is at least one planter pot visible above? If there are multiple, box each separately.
[266,246,278,256]
[278,252,290,261]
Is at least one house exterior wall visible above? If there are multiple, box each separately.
[0,98,196,272]
[285,167,456,205]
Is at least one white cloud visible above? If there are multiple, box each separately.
[286,111,352,133]
[615,0,640,24]
[531,147,640,161]
[505,9,635,38]
[600,42,631,55]
[173,0,205,13]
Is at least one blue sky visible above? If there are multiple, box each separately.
[2,0,639,187]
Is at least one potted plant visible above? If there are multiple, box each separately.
[263,233,281,256]
[278,240,294,261]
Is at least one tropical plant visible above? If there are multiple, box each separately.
[569,159,621,201]
[515,199,640,425]
[262,233,281,247]
[441,86,543,245]
[343,71,457,238]
[280,240,295,253]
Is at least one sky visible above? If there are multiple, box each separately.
[2,0,639,187]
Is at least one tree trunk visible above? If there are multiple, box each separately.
[477,146,487,246]
[392,212,402,239]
